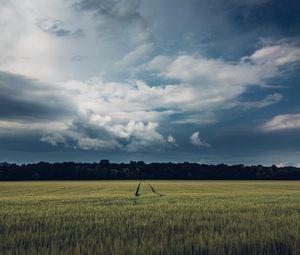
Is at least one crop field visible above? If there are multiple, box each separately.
[0,181,300,255]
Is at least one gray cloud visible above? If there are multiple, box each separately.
[70,55,86,62]
[228,0,270,6]
[36,19,84,38]
[72,28,85,38]
[74,0,141,16]
[0,71,75,122]
[234,93,283,110]
[73,0,151,43]
[141,0,300,60]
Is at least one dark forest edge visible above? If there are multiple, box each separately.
[1,160,300,180]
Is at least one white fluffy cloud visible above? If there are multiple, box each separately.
[263,114,300,131]
[42,111,169,152]
[15,41,300,151]
[190,132,210,147]
[137,41,300,124]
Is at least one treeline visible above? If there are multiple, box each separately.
[0,160,300,180]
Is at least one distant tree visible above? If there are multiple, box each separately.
[0,160,300,180]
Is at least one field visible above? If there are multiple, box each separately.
[0,181,300,255]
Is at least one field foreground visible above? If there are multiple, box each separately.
[0,181,300,255]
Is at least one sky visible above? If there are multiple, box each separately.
[1,0,300,165]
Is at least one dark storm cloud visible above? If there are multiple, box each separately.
[228,0,270,6]
[36,19,84,38]
[141,0,300,59]
[0,71,75,121]
[225,0,300,36]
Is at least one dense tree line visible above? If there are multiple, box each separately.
[0,160,300,180]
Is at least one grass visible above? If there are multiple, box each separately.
[0,181,300,254]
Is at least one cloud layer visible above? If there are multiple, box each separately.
[2,41,300,153]
[1,0,300,164]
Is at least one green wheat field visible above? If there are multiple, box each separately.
[1,181,300,255]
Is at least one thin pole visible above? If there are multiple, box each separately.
[135,180,142,196]
[147,182,163,196]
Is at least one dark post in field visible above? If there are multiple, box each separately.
[134,180,163,196]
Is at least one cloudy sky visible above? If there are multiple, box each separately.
[1,0,300,165]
